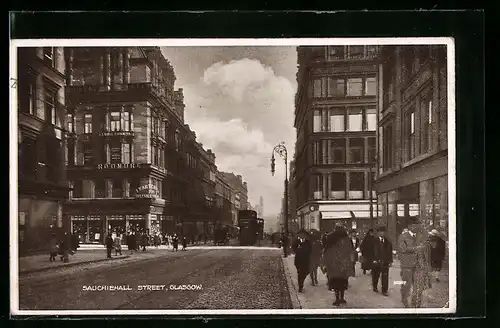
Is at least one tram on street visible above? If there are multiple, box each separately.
[238,210,258,246]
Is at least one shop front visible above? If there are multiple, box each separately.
[377,174,449,243]
[107,215,126,238]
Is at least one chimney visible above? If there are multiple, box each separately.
[237,175,242,182]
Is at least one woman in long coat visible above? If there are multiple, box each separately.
[309,233,323,286]
[292,231,312,293]
[360,229,376,274]
[323,226,355,306]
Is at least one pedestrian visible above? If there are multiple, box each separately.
[172,234,179,251]
[281,233,289,255]
[322,225,355,306]
[309,234,322,286]
[182,236,187,251]
[71,231,80,253]
[141,232,148,252]
[371,226,393,296]
[58,233,69,261]
[349,230,360,276]
[292,231,312,293]
[114,234,123,256]
[429,229,446,282]
[397,216,432,308]
[154,234,160,249]
[49,233,58,262]
[105,233,114,258]
[360,229,376,274]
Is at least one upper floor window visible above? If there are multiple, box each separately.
[43,47,55,66]
[313,78,326,98]
[330,108,345,132]
[328,46,345,60]
[347,78,363,97]
[328,78,346,97]
[366,45,378,58]
[420,92,433,154]
[348,46,365,59]
[44,88,57,126]
[348,108,363,132]
[330,172,346,199]
[368,137,376,163]
[67,113,75,133]
[175,130,181,151]
[83,143,93,165]
[382,123,393,171]
[365,107,377,131]
[365,77,377,96]
[313,110,321,133]
[84,114,92,134]
[110,111,121,131]
[348,138,364,164]
[331,139,346,164]
[349,172,365,199]
[404,107,417,160]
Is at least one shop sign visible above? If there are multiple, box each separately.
[99,131,135,137]
[97,163,143,169]
[136,184,160,199]
[149,206,164,214]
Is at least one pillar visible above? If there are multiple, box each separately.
[67,48,74,86]
[122,48,130,85]
[99,53,105,86]
[104,49,111,89]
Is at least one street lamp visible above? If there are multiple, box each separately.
[271,141,289,257]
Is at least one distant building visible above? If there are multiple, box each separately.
[375,45,448,243]
[293,45,379,235]
[17,47,70,255]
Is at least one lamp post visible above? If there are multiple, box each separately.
[271,141,288,257]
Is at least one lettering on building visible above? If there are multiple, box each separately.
[136,183,160,199]
[97,163,143,169]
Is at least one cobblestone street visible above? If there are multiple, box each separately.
[18,248,291,310]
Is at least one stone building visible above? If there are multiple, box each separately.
[293,45,379,235]
[375,45,448,243]
[17,47,70,254]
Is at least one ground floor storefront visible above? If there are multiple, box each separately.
[296,201,378,238]
[18,197,65,255]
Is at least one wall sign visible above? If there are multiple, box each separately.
[136,183,160,199]
[97,163,143,169]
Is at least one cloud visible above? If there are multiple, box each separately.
[182,59,296,216]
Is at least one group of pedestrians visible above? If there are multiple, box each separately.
[291,215,447,308]
[48,231,80,262]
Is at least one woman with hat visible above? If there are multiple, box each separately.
[428,229,446,282]
[292,230,312,293]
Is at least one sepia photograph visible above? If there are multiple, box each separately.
[9,38,456,315]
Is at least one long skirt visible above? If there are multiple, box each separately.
[329,277,348,291]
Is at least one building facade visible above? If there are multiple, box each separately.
[63,46,198,243]
[215,172,234,227]
[219,172,249,223]
[375,45,448,243]
[293,45,379,235]
[17,47,70,254]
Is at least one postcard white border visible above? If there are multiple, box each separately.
[9,37,456,316]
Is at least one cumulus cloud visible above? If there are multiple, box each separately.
[182,59,296,216]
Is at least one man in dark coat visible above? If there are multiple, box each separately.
[360,229,376,274]
[292,232,312,293]
[349,230,360,276]
[371,226,393,296]
[105,234,114,258]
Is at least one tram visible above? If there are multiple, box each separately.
[238,210,258,246]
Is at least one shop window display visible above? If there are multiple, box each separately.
[433,175,448,239]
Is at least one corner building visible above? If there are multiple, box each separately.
[293,45,379,235]
[64,47,191,243]
[375,45,448,244]
[17,47,70,254]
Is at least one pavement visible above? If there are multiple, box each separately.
[283,254,450,309]
[17,248,291,310]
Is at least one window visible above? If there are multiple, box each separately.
[421,93,433,154]
[330,172,346,199]
[175,131,181,151]
[123,111,131,131]
[365,77,377,96]
[349,172,365,199]
[95,180,106,198]
[112,179,123,198]
[122,143,131,164]
[67,114,74,133]
[83,143,93,165]
[329,108,345,132]
[312,141,324,165]
[43,47,55,66]
[348,46,365,59]
[405,108,416,160]
[110,140,122,164]
[313,110,321,133]
[23,78,36,115]
[82,180,95,198]
[124,180,131,198]
[365,107,377,131]
[19,137,36,179]
[349,138,364,164]
[347,78,363,97]
[44,88,57,125]
[109,111,120,131]
[348,108,363,131]
[331,139,346,164]
[84,114,92,134]
[313,78,325,98]
[328,46,345,60]
[366,45,378,58]
[382,124,393,171]
[328,78,345,97]
[368,137,376,163]
[313,175,323,200]
[73,180,82,198]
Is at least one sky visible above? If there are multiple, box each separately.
[160,46,297,217]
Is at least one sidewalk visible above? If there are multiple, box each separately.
[18,250,129,274]
[283,255,449,309]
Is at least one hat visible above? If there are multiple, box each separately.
[408,216,422,224]
[429,229,440,237]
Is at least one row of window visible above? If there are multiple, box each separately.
[313,107,376,133]
[66,140,134,166]
[307,45,378,61]
[312,137,376,165]
[70,178,164,199]
[313,76,376,99]
[380,90,435,171]
[311,171,376,200]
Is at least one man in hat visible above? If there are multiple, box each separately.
[397,216,432,308]
[371,226,393,296]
